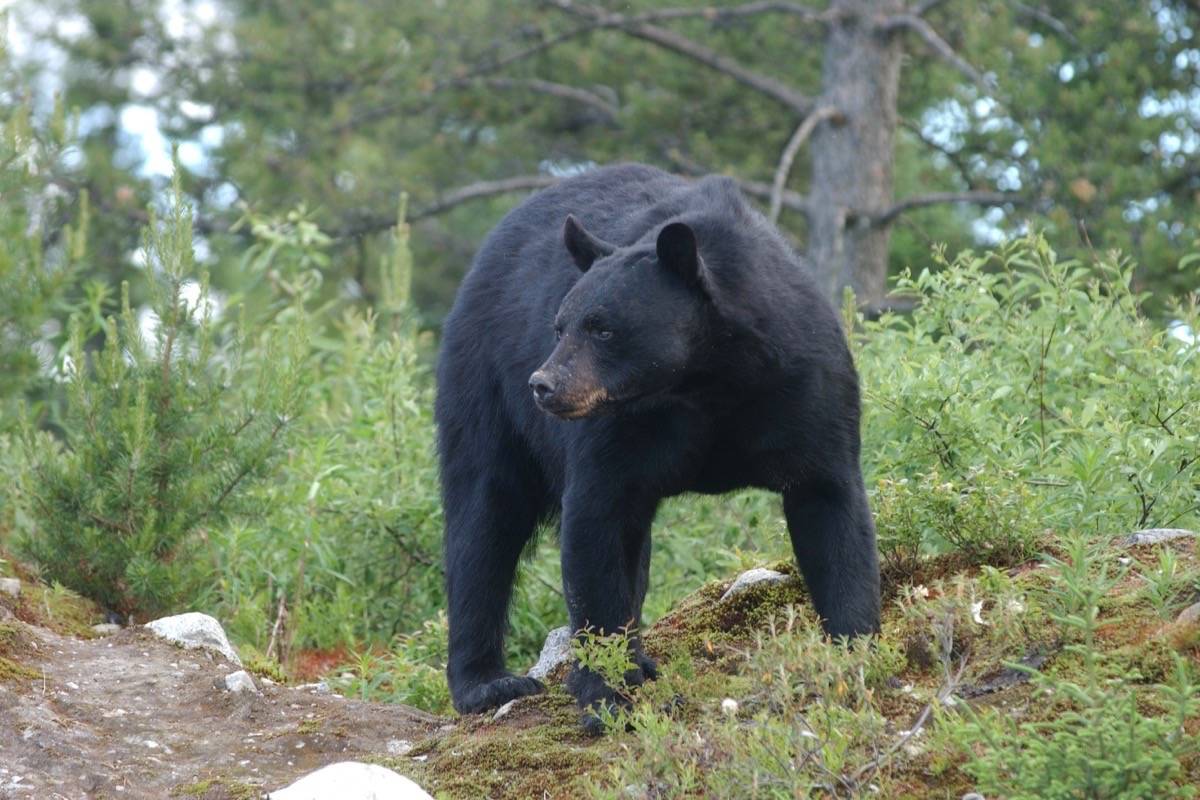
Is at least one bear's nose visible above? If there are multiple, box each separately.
[529,371,556,403]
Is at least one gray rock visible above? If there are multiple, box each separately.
[269,761,434,800]
[528,625,573,680]
[962,794,985,800]
[0,578,20,598]
[1123,528,1196,546]
[720,568,795,601]
[1176,602,1200,627]
[492,699,517,721]
[223,670,258,694]
[145,612,242,666]
[91,623,122,636]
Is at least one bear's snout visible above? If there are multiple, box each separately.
[529,370,557,403]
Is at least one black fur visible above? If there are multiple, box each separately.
[436,164,880,725]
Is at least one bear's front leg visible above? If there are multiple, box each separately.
[560,481,660,734]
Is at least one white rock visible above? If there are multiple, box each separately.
[720,568,795,601]
[91,623,122,636]
[0,578,20,598]
[492,700,516,721]
[145,612,242,666]
[961,794,986,800]
[1123,528,1196,546]
[224,670,259,694]
[528,625,573,680]
[386,739,413,756]
[269,762,433,800]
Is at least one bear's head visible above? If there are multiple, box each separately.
[529,214,713,419]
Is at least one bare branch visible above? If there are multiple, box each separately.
[545,0,815,115]
[411,175,560,220]
[1013,2,1079,45]
[619,2,844,25]
[872,190,1022,227]
[768,106,842,222]
[668,150,813,218]
[910,0,952,16]
[899,117,979,189]
[881,13,996,95]
[451,77,618,119]
[338,175,561,238]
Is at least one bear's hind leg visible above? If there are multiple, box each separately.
[783,480,881,639]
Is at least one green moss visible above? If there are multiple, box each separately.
[645,561,808,663]
[244,653,288,684]
[170,777,258,799]
[16,581,100,637]
[295,717,323,735]
[0,655,37,681]
[172,779,214,796]
[373,689,611,799]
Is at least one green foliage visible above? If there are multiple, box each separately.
[335,612,453,715]
[202,202,444,657]
[17,173,307,615]
[34,0,1200,316]
[0,92,87,430]
[948,534,1200,800]
[860,237,1200,569]
[585,605,907,798]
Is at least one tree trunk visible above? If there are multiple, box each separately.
[806,0,903,308]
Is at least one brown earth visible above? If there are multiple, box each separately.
[0,622,441,800]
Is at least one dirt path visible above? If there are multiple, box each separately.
[0,622,442,799]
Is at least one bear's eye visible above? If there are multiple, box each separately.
[554,326,564,341]
[593,329,614,341]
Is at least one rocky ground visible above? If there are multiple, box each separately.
[3,529,1200,799]
[0,612,441,799]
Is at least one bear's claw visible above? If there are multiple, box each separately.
[453,673,544,715]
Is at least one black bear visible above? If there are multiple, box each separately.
[436,163,879,728]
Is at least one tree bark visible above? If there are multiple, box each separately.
[805,0,903,307]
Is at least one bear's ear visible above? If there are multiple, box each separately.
[563,214,615,272]
[656,222,704,286]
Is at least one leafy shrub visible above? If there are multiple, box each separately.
[17,175,307,616]
[859,237,1200,566]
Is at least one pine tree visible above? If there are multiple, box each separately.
[20,169,309,617]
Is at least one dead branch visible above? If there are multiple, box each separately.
[880,13,996,95]
[545,0,815,114]
[1013,2,1079,45]
[462,77,619,118]
[338,175,561,238]
[899,117,980,189]
[849,653,969,786]
[617,2,844,26]
[910,0,952,16]
[668,150,814,217]
[768,106,842,222]
[871,190,1022,227]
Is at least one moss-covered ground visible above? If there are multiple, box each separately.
[372,533,1200,798]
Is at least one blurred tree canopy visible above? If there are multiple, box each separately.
[12,0,1200,317]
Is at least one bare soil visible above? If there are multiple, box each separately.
[0,622,441,800]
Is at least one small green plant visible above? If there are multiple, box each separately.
[572,626,639,698]
[1141,547,1189,619]
[18,170,308,616]
[333,612,453,714]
